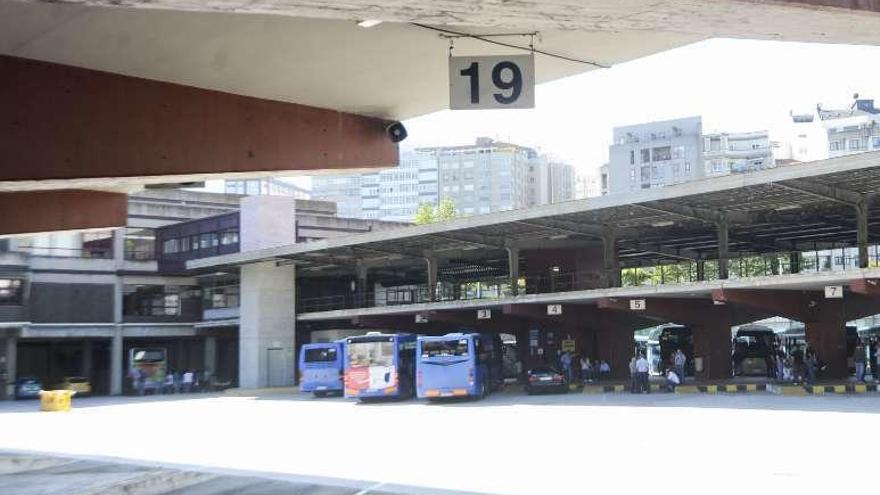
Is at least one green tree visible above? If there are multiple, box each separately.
[413,202,435,225]
[434,198,458,222]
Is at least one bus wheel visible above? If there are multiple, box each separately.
[480,383,487,399]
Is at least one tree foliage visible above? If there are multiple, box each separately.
[413,199,458,225]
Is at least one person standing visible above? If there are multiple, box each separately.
[182,370,194,393]
[628,356,638,393]
[560,351,573,384]
[673,349,687,384]
[580,356,593,384]
[854,345,867,382]
[636,354,650,394]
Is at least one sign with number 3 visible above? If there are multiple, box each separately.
[449,55,535,110]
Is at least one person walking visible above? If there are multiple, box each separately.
[162,370,175,394]
[673,349,687,384]
[804,353,817,385]
[635,353,650,394]
[560,351,573,384]
[182,370,194,393]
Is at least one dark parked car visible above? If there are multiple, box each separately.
[525,366,568,395]
[15,377,42,399]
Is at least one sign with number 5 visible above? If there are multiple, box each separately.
[449,55,535,110]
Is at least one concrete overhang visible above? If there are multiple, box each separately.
[4,1,880,123]
[296,267,880,321]
[188,150,880,272]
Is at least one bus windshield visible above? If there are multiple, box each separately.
[348,341,394,367]
[132,350,165,363]
[305,347,338,363]
[421,339,469,358]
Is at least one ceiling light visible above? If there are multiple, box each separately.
[357,19,383,28]
[651,220,675,227]
[775,204,800,211]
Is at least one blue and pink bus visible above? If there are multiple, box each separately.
[416,333,503,400]
[298,341,344,396]
[344,332,416,400]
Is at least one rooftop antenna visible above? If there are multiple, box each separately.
[851,93,859,110]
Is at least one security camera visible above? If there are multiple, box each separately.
[385,121,407,143]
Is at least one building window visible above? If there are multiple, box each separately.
[849,139,863,150]
[199,233,218,249]
[652,146,671,161]
[873,137,880,148]
[123,285,196,317]
[220,229,239,246]
[629,150,635,165]
[830,141,842,151]
[684,162,691,173]
[640,149,650,163]
[162,238,180,254]
[203,284,240,309]
[0,279,24,305]
[672,146,685,159]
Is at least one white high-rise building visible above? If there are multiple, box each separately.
[702,130,773,176]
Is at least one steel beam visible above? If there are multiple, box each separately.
[0,55,397,190]
[0,189,126,236]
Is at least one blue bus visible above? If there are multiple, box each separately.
[298,341,344,396]
[344,332,416,400]
[416,332,503,400]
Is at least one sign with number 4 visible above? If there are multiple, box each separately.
[449,55,535,110]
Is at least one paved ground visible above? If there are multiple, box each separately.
[1,388,878,494]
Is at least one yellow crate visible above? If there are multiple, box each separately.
[39,390,76,412]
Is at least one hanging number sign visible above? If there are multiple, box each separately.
[449,55,535,110]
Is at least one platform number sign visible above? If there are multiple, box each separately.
[477,309,492,319]
[824,285,844,299]
[449,55,535,110]
[547,304,563,316]
[415,313,429,324]
[630,299,647,311]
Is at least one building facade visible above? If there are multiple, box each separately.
[311,140,576,221]
[0,190,404,398]
[789,97,880,163]
[224,178,311,199]
[603,116,774,195]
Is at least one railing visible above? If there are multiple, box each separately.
[18,246,113,259]
[124,248,156,261]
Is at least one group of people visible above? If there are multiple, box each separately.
[129,368,211,395]
[628,348,687,393]
[558,352,611,384]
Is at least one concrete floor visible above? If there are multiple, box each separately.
[1,389,878,494]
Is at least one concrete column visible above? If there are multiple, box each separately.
[717,218,729,280]
[425,257,438,302]
[506,246,520,296]
[5,336,16,400]
[602,233,620,288]
[805,320,848,379]
[240,261,296,388]
[594,326,632,379]
[856,200,869,268]
[110,327,123,395]
[692,325,732,380]
[204,336,217,378]
[696,259,706,281]
[789,252,801,274]
[112,227,126,263]
[81,340,93,378]
[355,263,368,307]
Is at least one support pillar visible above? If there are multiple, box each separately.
[81,340,93,379]
[717,218,729,280]
[204,336,217,379]
[696,259,706,281]
[4,336,16,400]
[805,320,848,379]
[507,246,520,296]
[789,252,801,274]
[692,325,732,380]
[602,231,621,288]
[110,328,123,395]
[856,200,869,268]
[425,256,438,302]
[594,326,633,379]
[355,263,368,307]
[240,261,296,388]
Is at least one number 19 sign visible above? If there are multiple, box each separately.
[449,55,535,110]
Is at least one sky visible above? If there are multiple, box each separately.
[206,37,880,192]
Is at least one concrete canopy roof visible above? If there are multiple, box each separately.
[189,151,880,274]
[4,1,880,120]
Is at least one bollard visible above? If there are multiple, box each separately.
[39,390,76,412]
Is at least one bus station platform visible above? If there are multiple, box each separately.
[579,379,880,395]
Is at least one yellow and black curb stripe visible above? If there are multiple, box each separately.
[775,383,878,395]
[581,383,769,394]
